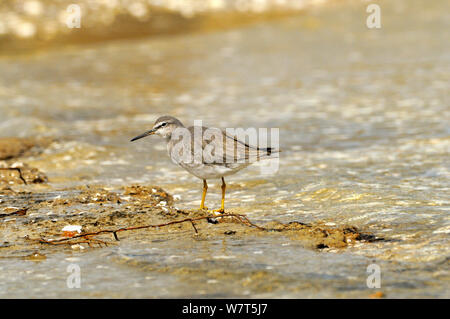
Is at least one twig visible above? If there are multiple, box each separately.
[190,220,198,234]
[233,214,268,231]
[0,168,27,184]
[38,213,267,246]
[0,208,28,219]
[39,236,109,247]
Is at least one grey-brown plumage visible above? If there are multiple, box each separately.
[130,115,279,212]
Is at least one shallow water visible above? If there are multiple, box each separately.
[0,0,449,298]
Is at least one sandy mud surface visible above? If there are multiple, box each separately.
[1,184,381,254]
[0,0,448,298]
[0,137,385,294]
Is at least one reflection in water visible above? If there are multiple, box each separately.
[0,0,449,298]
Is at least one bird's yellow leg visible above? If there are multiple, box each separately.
[200,179,208,210]
[214,177,226,213]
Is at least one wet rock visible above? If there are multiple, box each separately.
[0,186,15,194]
[0,137,51,185]
[23,252,47,261]
[0,138,35,160]
[73,186,121,204]
[0,137,52,160]
[264,219,378,249]
[124,185,174,206]
[0,184,382,254]
[0,163,48,185]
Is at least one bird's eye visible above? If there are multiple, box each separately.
[160,122,167,127]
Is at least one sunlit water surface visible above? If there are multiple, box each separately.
[0,0,449,298]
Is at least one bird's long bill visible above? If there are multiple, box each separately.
[130,129,156,142]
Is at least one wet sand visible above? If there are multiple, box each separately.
[0,136,380,254]
[1,0,449,298]
[0,137,388,298]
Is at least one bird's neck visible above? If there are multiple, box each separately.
[163,135,172,143]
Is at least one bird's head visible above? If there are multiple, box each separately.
[130,115,184,141]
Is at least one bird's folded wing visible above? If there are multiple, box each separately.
[185,126,278,165]
[201,128,278,164]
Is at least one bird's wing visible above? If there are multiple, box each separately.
[222,130,277,163]
[185,126,276,164]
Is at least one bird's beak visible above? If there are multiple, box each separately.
[130,129,156,142]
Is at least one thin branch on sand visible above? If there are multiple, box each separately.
[37,213,268,247]
[0,167,28,184]
[0,208,28,219]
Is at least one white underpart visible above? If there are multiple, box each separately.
[179,161,251,179]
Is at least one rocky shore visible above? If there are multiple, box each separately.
[0,137,379,258]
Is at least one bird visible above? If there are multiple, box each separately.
[130,115,278,213]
